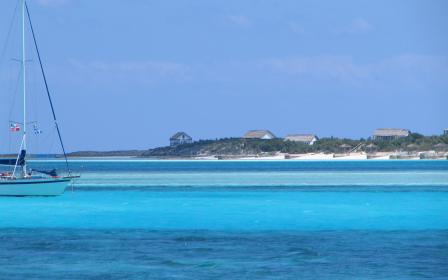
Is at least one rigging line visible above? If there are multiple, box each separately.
[25,2,71,174]
[0,0,20,71]
[1,1,19,160]
[12,135,24,178]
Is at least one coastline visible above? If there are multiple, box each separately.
[36,151,446,161]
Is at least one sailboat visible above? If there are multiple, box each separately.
[0,0,78,196]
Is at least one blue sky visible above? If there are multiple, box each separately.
[0,0,447,152]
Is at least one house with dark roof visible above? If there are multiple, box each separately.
[284,134,318,145]
[243,130,276,140]
[373,128,410,141]
[170,132,192,146]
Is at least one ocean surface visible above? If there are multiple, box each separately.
[1,160,447,279]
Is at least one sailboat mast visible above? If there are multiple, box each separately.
[22,0,27,175]
[25,2,71,175]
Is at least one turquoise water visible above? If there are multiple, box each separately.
[1,160,447,279]
[2,190,448,230]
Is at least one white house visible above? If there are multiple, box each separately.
[243,130,276,140]
[284,134,318,145]
[373,128,410,141]
[170,132,193,146]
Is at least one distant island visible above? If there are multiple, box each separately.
[67,129,448,160]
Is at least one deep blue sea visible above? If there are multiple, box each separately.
[1,160,447,279]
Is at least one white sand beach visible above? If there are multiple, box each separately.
[192,151,447,161]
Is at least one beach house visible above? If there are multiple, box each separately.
[284,134,318,145]
[243,130,276,140]
[444,129,448,136]
[170,132,193,146]
[373,128,410,141]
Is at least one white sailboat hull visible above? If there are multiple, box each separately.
[0,178,70,196]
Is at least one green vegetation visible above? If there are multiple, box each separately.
[65,134,448,158]
[371,133,448,152]
[141,134,448,158]
[142,138,276,157]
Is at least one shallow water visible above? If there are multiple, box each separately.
[1,160,447,279]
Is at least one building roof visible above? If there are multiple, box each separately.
[243,130,276,139]
[373,128,410,137]
[284,134,317,142]
[170,132,192,140]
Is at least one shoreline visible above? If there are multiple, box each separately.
[26,151,447,161]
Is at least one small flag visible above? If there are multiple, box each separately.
[10,123,20,132]
[33,124,43,135]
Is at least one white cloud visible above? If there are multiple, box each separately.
[334,18,374,35]
[259,54,448,85]
[226,15,251,27]
[61,54,448,89]
[68,59,192,84]
[289,22,305,34]
[261,56,369,83]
